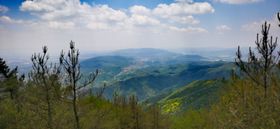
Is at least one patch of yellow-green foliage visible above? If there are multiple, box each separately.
[161,98,182,114]
[157,79,224,114]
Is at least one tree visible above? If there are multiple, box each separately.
[151,105,160,129]
[129,95,141,129]
[235,21,279,97]
[0,57,17,99]
[0,58,15,78]
[29,46,61,129]
[59,41,98,129]
[0,57,24,100]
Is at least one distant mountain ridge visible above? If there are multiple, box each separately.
[79,48,235,103]
[110,48,179,59]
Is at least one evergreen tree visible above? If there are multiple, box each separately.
[59,41,98,129]
[235,21,279,97]
[29,46,61,129]
[0,58,13,78]
[0,58,23,100]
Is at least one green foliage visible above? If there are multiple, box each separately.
[171,109,208,129]
[209,78,280,128]
[168,77,280,129]
[144,79,226,114]
[0,43,170,129]
[105,62,234,100]
[0,57,23,100]
[161,98,182,114]
[170,15,280,129]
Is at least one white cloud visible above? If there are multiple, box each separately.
[20,0,79,12]
[0,5,8,13]
[48,21,75,29]
[216,25,231,34]
[153,2,214,17]
[215,0,263,4]
[168,25,207,33]
[175,0,193,3]
[128,2,208,25]
[0,16,23,24]
[20,0,130,29]
[169,15,200,24]
[90,5,128,22]
[129,5,151,15]
[129,14,160,26]
[18,0,212,32]
[216,25,231,31]
[241,21,260,31]
[86,22,109,30]
[151,2,213,26]
[20,0,88,20]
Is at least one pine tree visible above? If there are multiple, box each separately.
[0,58,12,78]
[235,21,279,97]
[60,41,98,129]
[0,58,23,100]
[29,46,61,129]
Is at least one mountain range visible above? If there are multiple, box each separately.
[79,48,236,112]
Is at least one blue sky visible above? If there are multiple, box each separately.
[0,0,279,57]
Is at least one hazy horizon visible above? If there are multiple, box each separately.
[0,46,240,60]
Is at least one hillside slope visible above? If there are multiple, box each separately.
[104,62,234,100]
[144,79,226,114]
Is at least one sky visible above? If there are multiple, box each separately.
[0,0,279,57]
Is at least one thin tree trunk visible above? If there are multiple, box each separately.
[73,75,80,129]
[46,90,53,129]
[153,107,159,129]
[264,74,267,98]
[73,89,80,129]
[44,78,53,129]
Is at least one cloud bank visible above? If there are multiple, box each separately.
[215,0,263,4]
[18,0,214,31]
[1,0,276,58]
[0,0,218,56]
